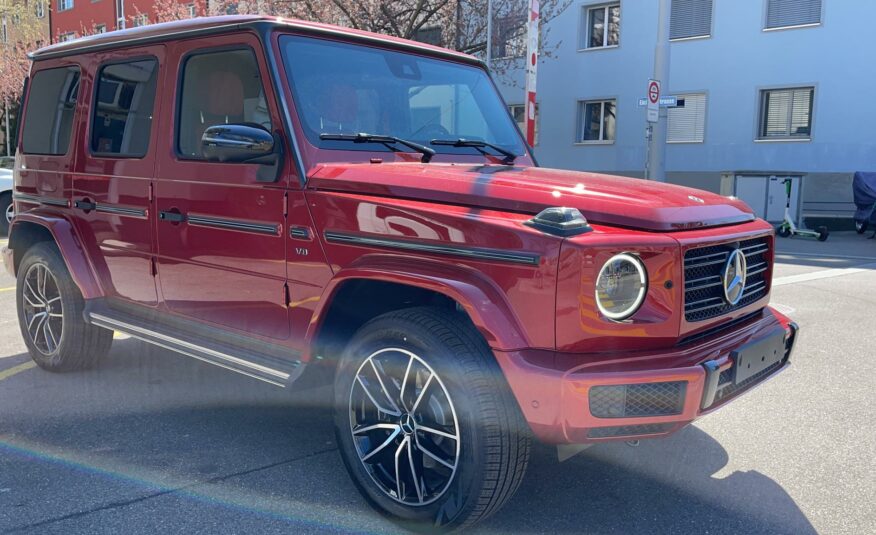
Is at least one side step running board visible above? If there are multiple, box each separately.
[87,312,300,388]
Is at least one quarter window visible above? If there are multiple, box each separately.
[21,66,81,155]
[759,87,813,140]
[581,3,620,49]
[670,0,713,40]
[765,0,822,30]
[91,59,159,157]
[177,48,272,159]
[667,93,707,143]
[577,100,616,143]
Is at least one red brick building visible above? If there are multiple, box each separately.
[51,0,199,42]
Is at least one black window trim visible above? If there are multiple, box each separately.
[173,43,271,164]
[20,63,82,157]
[756,85,815,141]
[87,54,160,160]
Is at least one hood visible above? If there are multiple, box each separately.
[309,163,755,232]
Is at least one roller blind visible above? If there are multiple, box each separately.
[766,0,822,29]
[670,0,713,40]
[760,88,813,138]
[667,93,706,143]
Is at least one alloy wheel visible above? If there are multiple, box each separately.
[22,262,63,355]
[4,201,12,225]
[349,348,460,506]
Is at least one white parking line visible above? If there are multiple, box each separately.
[776,251,876,262]
[773,263,876,287]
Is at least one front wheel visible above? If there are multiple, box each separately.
[16,242,113,371]
[334,307,530,532]
[776,224,791,238]
[855,220,868,234]
[817,226,829,242]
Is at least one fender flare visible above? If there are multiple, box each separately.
[8,213,105,300]
[304,254,531,358]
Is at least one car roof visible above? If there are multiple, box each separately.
[30,15,482,66]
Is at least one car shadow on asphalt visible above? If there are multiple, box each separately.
[1,339,816,534]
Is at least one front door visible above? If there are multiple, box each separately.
[153,37,290,340]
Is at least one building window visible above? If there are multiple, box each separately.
[91,59,159,156]
[667,93,706,143]
[576,99,616,142]
[36,1,46,19]
[758,87,813,140]
[492,16,527,59]
[58,32,77,42]
[413,26,443,47]
[670,0,713,40]
[1,17,7,44]
[58,0,74,13]
[509,103,538,145]
[187,3,196,18]
[21,66,81,155]
[94,24,107,34]
[765,0,822,30]
[580,3,620,49]
[132,14,149,27]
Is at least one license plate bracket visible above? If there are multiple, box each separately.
[731,328,787,384]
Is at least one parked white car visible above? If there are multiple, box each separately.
[0,156,13,235]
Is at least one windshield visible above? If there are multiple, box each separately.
[279,35,526,158]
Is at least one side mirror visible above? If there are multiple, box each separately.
[201,123,275,163]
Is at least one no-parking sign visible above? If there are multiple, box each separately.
[647,79,660,123]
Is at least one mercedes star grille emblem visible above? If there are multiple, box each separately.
[722,248,747,305]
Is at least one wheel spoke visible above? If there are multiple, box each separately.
[356,375,402,417]
[407,437,424,503]
[23,281,44,308]
[44,320,59,352]
[394,436,408,500]
[360,426,402,462]
[353,423,400,435]
[398,353,414,411]
[416,438,455,470]
[369,359,402,414]
[28,311,46,335]
[410,372,434,415]
[417,425,458,441]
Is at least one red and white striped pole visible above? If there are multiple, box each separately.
[524,0,539,148]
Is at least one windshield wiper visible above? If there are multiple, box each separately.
[320,133,435,163]
[430,138,518,165]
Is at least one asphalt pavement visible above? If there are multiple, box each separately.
[1,233,874,534]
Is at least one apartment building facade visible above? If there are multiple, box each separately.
[52,0,197,41]
[496,0,871,226]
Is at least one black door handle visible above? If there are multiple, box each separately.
[159,210,186,223]
[74,200,96,211]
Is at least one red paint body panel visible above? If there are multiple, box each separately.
[4,18,799,448]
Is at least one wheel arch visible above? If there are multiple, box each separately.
[8,214,104,299]
[305,256,530,364]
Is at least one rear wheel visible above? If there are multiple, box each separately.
[0,192,11,235]
[817,226,829,242]
[16,242,113,371]
[856,220,868,234]
[776,225,791,238]
[333,307,530,532]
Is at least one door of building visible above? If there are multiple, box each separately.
[734,175,800,223]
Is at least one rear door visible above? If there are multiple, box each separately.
[71,46,164,305]
[153,35,290,340]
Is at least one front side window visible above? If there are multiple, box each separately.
[577,99,616,142]
[177,48,272,159]
[581,3,620,49]
[21,66,81,155]
[759,87,813,140]
[91,59,159,157]
[279,35,526,159]
[57,0,73,12]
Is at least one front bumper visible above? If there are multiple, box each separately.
[494,307,797,444]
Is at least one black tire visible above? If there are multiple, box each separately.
[333,307,530,532]
[16,242,113,371]
[817,226,829,242]
[855,220,868,234]
[0,192,11,236]
[776,225,791,238]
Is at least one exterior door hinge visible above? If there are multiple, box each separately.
[148,182,154,202]
[283,282,290,308]
[283,191,288,218]
[150,257,158,277]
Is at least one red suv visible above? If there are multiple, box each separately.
[3,16,797,531]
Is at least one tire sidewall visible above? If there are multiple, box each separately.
[333,316,490,531]
[0,192,11,235]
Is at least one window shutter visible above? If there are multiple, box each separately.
[763,90,792,137]
[766,0,822,29]
[790,88,813,135]
[670,0,713,40]
[667,93,706,142]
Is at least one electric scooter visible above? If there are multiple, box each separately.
[775,178,829,241]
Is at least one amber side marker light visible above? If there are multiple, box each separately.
[525,207,592,237]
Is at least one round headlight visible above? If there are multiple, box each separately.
[595,253,648,320]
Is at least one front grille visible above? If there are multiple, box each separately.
[589,382,687,418]
[684,237,771,322]
[587,423,674,439]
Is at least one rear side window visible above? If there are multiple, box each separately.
[91,59,159,157]
[177,48,272,159]
[21,66,80,155]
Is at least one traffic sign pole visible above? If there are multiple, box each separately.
[524,0,539,148]
[646,0,671,182]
